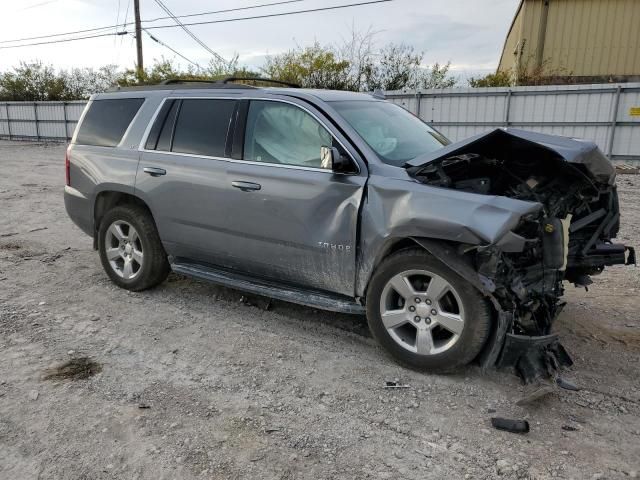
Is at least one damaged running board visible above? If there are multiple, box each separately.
[171,260,365,315]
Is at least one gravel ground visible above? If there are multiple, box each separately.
[0,141,639,480]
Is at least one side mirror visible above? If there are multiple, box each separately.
[320,146,350,172]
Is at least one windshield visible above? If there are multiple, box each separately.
[330,100,449,166]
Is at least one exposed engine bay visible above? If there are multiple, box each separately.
[406,129,635,382]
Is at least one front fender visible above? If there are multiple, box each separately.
[355,175,542,297]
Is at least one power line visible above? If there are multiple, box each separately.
[115,0,122,30]
[0,31,124,49]
[119,0,131,49]
[141,1,396,32]
[151,0,226,64]
[144,0,306,23]
[113,0,122,50]
[0,0,308,45]
[143,29,202,69]
[0,0,394,50]
[0,20,116,44]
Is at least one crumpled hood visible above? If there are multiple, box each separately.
[405,128,616,185]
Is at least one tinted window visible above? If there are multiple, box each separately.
[76,98,144,147]
[155,100,180,152]
[171,99,235,157]
[145,99,175,150]
[243,101,333,168]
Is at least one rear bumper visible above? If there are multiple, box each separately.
[64,185,93,236]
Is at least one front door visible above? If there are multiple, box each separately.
[224,99,366,296]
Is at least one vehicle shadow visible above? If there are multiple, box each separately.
[155,273,508,386]
[163,272,372,338]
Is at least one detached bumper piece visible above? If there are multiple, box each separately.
[496,333,573,384]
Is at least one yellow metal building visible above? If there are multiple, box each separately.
[498,0,640,82]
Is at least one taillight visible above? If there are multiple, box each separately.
[65,145,71,186]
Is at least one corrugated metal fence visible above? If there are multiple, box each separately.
[387,83,640,163]
[1,83,639,163]
[0,101,86,141]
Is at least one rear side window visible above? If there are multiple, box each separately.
[76,98,144,147]
[167,99,235,157]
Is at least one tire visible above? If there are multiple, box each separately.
[98,204,170,291]
[366,248,491,372]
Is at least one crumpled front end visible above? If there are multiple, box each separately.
[406,129,635,382]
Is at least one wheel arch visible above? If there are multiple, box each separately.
[364,236,503,368]
[92,190,154,250]
[363,237,493,299]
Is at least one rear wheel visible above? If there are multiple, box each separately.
[366,249,491,371]
[98,205,169,291]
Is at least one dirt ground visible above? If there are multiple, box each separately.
[0,140,638,480]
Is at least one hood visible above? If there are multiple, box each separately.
[405,128,616,185]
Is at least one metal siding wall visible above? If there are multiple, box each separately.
[0,104,8,136]
[2,92,640,162]
[498,2,525,72]
[526,0,640,77]
[387,82,640,163]
[0,101,86,140]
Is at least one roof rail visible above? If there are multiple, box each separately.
[106,76,300,92]
[157,78,257,89]
[220,76,301,88]
[159,79,217,85]
[371,88,386,100]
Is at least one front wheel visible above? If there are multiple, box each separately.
[98,205,170,291]
[366,249,491,371]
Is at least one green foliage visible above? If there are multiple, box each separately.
[362,44,457,91]
[263,38,457,92]
[0,61,120,100]
[116,56,260,87]
[262,42,351,89]
[0,31,457,99]
[0,61,119,100]
[116,57,194,86]
[469,57,573,87]
[468,70,512,87]
[365,43,423,91]
[421,63,457,89]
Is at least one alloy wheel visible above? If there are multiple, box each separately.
[104,220,144,280]
[379,269,465,355]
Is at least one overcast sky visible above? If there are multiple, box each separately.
[1,0,519,82]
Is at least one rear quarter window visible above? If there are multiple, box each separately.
[170,99,236,157]
[76,98,144,147]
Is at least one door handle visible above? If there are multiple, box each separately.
[231,181,261,192]
[143,167,166,177]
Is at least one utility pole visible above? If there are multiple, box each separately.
[134,0,144,82]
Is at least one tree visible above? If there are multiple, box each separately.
[0,30,457,98]
[420,63,457,89]
[468,70,512,87]
[363,43,423,91]
[262,36,457,92]
[262,42,351,89]
[115,56,259,87]
[469,57,573,87]
[0,61,66,100]
[116,57,196,86]
[60,65,120,98]
[0,61,120,100]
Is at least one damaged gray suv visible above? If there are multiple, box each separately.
[64,78,634,380]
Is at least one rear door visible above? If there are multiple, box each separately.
[135,97,236,265]
[223,98,367,296]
